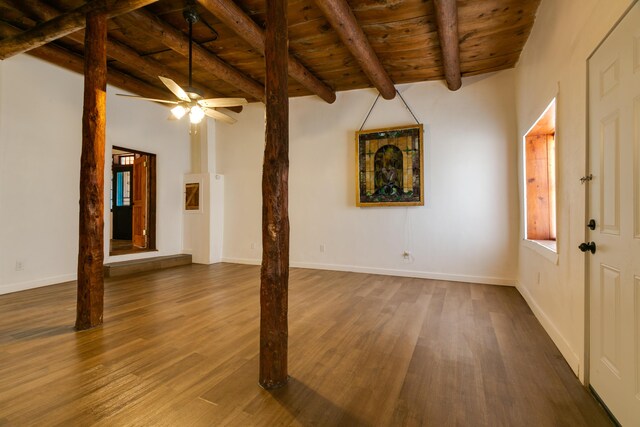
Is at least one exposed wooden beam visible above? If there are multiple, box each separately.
[10,0,242,112]
[260,0,289,390]
[313,0,395,100]
[433,0,462,91]
[125,10,265,102]
[0,0,159,60]
[196,0,335,104]
[0,21,178,102]
[76,11,107,331]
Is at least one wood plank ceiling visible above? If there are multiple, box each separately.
[0,0,541,103]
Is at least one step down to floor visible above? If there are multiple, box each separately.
[103,254,192,278]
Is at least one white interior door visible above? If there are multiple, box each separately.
[588,3,640,425]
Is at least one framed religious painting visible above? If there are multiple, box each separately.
[355,124,424,207]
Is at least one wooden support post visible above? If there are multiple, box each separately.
[259,0,289,389]
[76,11,107,331]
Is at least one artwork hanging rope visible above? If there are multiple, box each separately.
[359,89,421,131]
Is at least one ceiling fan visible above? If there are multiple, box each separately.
[117,5,246,125]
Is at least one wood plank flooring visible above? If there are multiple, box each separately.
[0,263,611,426]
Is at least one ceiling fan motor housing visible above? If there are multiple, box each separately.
[183,7,199,25]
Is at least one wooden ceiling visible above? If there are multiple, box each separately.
[0,0,541,103]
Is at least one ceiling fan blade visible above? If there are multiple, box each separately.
[198,97,248,108]
[158,76,190,102]
[116,94,178,104]
[202,107,237,124]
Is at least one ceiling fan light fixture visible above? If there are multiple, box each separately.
[189,105,205,124]
[171,105,187,119]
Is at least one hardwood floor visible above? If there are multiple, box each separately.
[0,264,611,426]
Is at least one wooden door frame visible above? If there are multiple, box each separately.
[111,146,157,252]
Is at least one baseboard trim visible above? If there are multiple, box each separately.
[221,258,516,286]
[0,273,76,296]
[516,282,581,376]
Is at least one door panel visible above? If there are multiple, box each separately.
[599,264,621,378]
[600,112,620,235]
[588,3,640,425]
[132,155,147,248]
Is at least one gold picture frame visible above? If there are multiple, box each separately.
[355,124,424,207]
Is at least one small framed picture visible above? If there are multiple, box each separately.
[185,182,200,211]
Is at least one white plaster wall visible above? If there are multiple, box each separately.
[217,71,520,285]
[0,55,190,295]
[514,0,635,380]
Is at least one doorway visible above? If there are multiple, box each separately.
[587,2,640,425]
[110,147,156,256]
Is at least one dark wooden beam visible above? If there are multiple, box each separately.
[0,0,158,60]
[0,21,177,102]
[259,0,289,390]
[76,11,107,331]
[126,10,265,102]
[433,0,462,91]
[196,0,335,104]
[313,0,395,100]
[10,0,242,111]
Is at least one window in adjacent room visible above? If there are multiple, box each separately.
[524,98,557,251]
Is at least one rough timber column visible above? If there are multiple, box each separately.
[259,0,289,389]
[76,11,107,331]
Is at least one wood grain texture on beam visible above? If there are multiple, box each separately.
[0,21,177,102]
[76,11,107,331]
[9,0,182,83]
[313,0,395,100]
[0,0,158,60]
[197,0,335,104]
[127,9,265,102]
[260,0,289,390]
[10,0,241,111]
[433,0,462,91]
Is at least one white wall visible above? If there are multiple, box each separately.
[514,0,635,380]
[0,55,190,295]
[217,71,520,285]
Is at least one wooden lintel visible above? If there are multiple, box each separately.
[433,0,462,91]
[259,0,289,390]
[0,0,159,60]
[76,11,107,331]
[313,0,395,100]
[126,9,265,102]
[197,0,335,104]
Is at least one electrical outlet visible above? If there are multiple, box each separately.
[320,244,325,253]
[15,261,24,271]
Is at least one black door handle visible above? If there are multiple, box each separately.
[579,242,596,254]
[587,219,596,230]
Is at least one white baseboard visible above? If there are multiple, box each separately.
[516,282,581,377]
[221,258,516,286]
[0,273,76,296]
